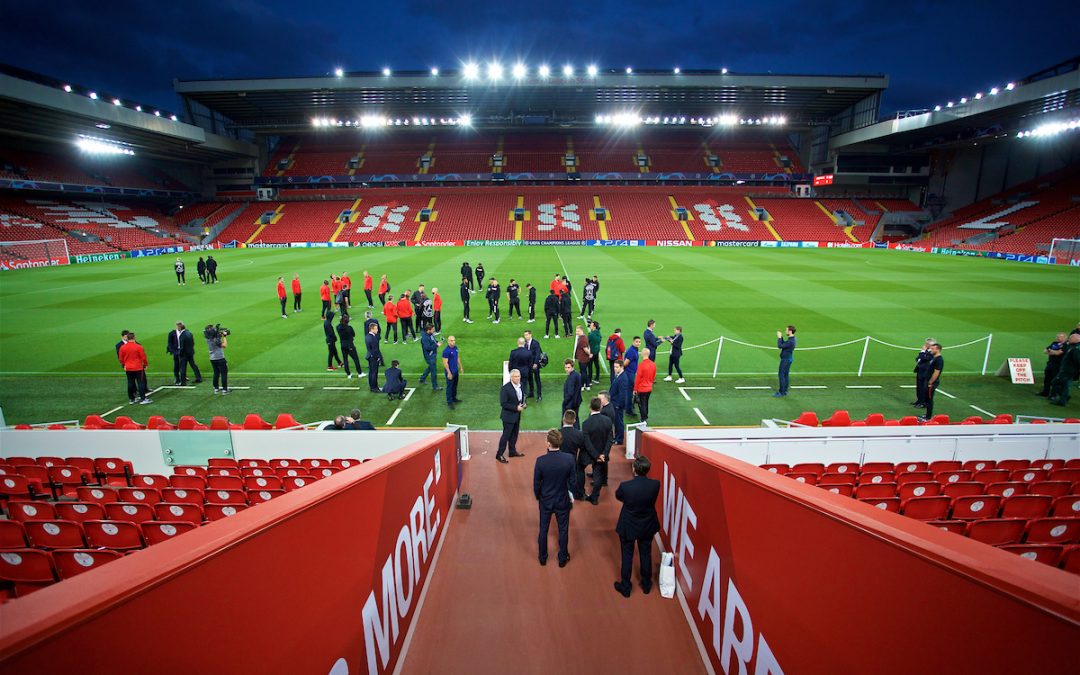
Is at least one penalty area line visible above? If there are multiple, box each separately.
[692,407,711,425]
[385,388,416,426]
[969,404,995,417]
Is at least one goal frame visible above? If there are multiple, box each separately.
[0,238,72,269]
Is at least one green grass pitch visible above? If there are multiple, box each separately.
[1,246,1077,429]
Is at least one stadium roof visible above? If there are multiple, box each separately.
[174,69,888,133]
[0,65,257,164]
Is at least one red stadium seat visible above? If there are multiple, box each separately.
[83,520,144,550]
[147,416,175,430]
[897,471,934,485]
[0,548,56,596]
[205,489,247,505]
[274,413,303,429]
[819,473,857,486]
[0,475,37,501]
[967,519,1027,546]
[927,520,967,534]
[131,474,170,490]
[1001,544,1063,566]
[168,474,207,490]
[819,484,853,497]
[238,458,272,468]
[821,410,851,427]
[54,502,106,523]
[862,413,885,426]
[65,457,97,475]
[0,520,28,548]
[1049,468,1080,483]
[951,495,1002,520]
[1061,545,1080,573]
[858,497,900,513]
[243,475,284,491]
[1033,459,1064,472]
[901,496,951,520]
[898,482,941,500]
[282,475,316,491]
[929,414,950,425]
[1000,495,1053,519]
[854,484,897,499]
[898,416,920,426]
[825,462,859,475]
[1024,518,1080,545]
[935,470,973,485]
[271,458,304,469]
[1028,481,1071,497]
[857,472,895,486]
[177,415,199,430]
[760,464,789,475]
[204,503,249,521]
[996,459,1031,472]
[208,458,239,468]
[53,549,123,579]
[861,462,894,473]
[241,467,276,478]
[117,487,161,505]
[1051,495,1080,517]
[792,412,819,427]
[786,472,817,485]
[76,486,119,505]
[986,482,1027,498]
[972,470,1010,484]
[105,502,156,524]
[141,521,197,545]
[82,415,115,429]
[206,475,244,491]
[943,482,985,499]
[24,520,86,549]
[173,465,208,479]
[94,458,133,485]
[35,456,65,468]
[209,417,232,431]
[246,489,286,504]
[6,500,56,522]
[330,458,361,469]
[895,461,929,474]
[992,414,1014,424]
[960,416,984,425]
[12,465,49,492]
[160,487,204,505]
[113,416,144,429]
[207,467,241,477]
[929,461,961,473]
[154,502,204,524]
[1010,468,1049,483]
[274,467,311,479]
[300,458,332,470]
[962,460,996,472]
[244,414,273,430]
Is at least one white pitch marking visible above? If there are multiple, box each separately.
[846,385,882,389]
[734,386,772,390]
[681,386,716,390]
[970,404,995,417]
[790,385,828,389]
[100,406,123,417]
[678,387,691,401]
[268,386,304,390]
[693,407,711,425]
[936,389,956,399]
[386,408,403,426]
[899,385,917,389]
[228,386,251,390]
[161,385,196,389]
[403,387,416,401]
[323,386,361,391]
[148,386,165,395]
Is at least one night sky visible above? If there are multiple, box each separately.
[1,0,1077,118]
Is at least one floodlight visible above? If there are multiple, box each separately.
[974,92,983,99]
[538,64,551,78]
[946,102,954,108]
[512,62,526,79]
[587,65,598,77]
[959,97,967,104]
[562,64,574,77]
[718,114,738,125]
[595,114,603,124]
[113,98,122,106]
[625,67,633,74]
[673,67,680,74]
[1005,82,1015,90]
[777,116,787,124]
[62,84,72,92]
[135,105,142,112]
[463,62,480,80]
[459,114,472,126]
[487,62,503,81]
[76,136,135,156]
[334,67,344,77]
[934,105,941,111]
[382,68,392,76]
[431,67,439,76]
[721,68,728,74]
[88,92,98,100]
[989,87,999,95]
[154,110,161,116]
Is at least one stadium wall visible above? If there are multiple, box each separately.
[641,431,1080,675]
[0,431,459,675]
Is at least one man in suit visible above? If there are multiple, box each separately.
[544,289,560,339]
[418,325,442,391]
[509,337,533,381]
[170,322,202,386]
[558,410,587,499]
[461,261,474,292]
[337,315,364,379]
[497,369,526,463]
[608,361,629,444]
[205,256,218,283]
[582,397,614,504]
[562,359,582,429]
[643,320,661,358]
[346,408,376,430]
[534,428,576,567]
[167,322,185,385]
[559,288,573,336]
[613,454,661,597]
[524,330,543,400]
[382,359,407,400]
[623,336,641,416]
[526,283,537,323]
[365,323,382,393]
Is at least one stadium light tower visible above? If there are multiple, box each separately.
[463,62,480,81]
[431,67,439,76]
[721,67,728,74]
[512,62,527,79]
[382,67,392,76]
[62,84,72,92]
[562,64,574,77]
[487,62,503,81]
[334,67,344,77]
[538,64,551,78]
[88,92,98,100]
[674,67,681,74]
[625,67,633,74]
[587,64,598,77]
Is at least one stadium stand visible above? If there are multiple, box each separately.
[0,197,191,251]
[0,148,190,191]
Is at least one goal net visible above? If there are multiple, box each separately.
[0,238,71,271]
[1049,238,1080,266]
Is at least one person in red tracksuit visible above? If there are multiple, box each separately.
[291,274,302,312]
[276,277,288,318]
[396,293,416,341]
[383,298,399,343]
[331,275,343,308]
[341,271,352,308]
[634,348,656,423]
[320,280,332,319]
[550,273,564,297]
[118,332,152,404]
[363,270,374,308]
[378,274,390,305]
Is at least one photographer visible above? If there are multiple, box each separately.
[204,324,230,394]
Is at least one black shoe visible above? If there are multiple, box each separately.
[614,582,631,597]
[496,456,508,464]
[453,398,463,403]
[193,379,203,383]
[640,583,652,595]
[173,381,181,386]
[508,451,525,458]
[1036,392,1049,397]
[558,557,569,568]
[910,400,920,406]
[537,395,543,401]
[587,494,599,505]
[539,556,547,566]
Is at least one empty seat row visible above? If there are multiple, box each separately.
[852,495,1080,522]
[794,410,1080,427]
[762,458,1079,476]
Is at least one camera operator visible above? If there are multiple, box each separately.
[204,324,230,394]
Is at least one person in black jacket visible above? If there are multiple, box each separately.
[562,359,582,429]
[363,310,380,338]
[475,262,485,290]
[913,337,935,407]
[324,311,343,371]
[364,323,382,393]
[544,290,561,339]
[526,283,537,323]
[662,326,685,383]
[205,256,218,283]
[486,278,501,323]
[382,359,407,400]
[461,261,474,292]
[460,278,473,323]
[582,397,614,504]
[497,369,526,463]
[508,338,533,380]
[1037,332,1067,397]
[337,316,364,379]
[196,257,207,284]
[411,285,426,330]
[166,322,203,385]
[613,454,661,597]
[507,279,521,319]
[558,410,587,499]
[524,330,543,400]
[534,428,576,567]
[559,290,573,336]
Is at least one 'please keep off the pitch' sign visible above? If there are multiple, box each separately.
[1007,358,1035,384]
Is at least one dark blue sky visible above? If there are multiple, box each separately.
[2,0,1077,118]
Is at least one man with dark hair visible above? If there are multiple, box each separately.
[581,277,597,319]
[544,289,561,339]
[205,325,229,394]
[918,342,944,421]
[291,274,302,312]
[662,326,685,384]
[562,358,583,429]
[196,257,207,284]
[460,277,473,324]
[623,336,641,416]
[421,290,435,333]
[486,278,501,323]
[526,283,537,323]
[320,280,332,319]
[634,348,656,423]
[475,262,485,290]
[643,320,661,357]
[382,359,406,400]
[276,276,288,318]
[913,337,935,408]
[574,325,592,391]
[365,322,382,393]
[418,324,442,391]
[507,278,521,319]
[461,261,474,292]
[599,391,619,444]
[613,454,661,597]
[431,287,442,334]
[205,256,218,283]
[524,330,543,400]
[605,328,625,385]
[167,322,202,386]
[558,410,587,498]
[337,315,363,379]
[1049,334,1080,406]
[341,271,352,308]
[774,325,797,398]
[582,397,614,505]
[323,311,343,371]
[559,287,573,336]
[411,285,426,330]
[346,408,376,430]
[497,368,526,463]
[118,332,152,404]
[397,293,416,341]
[1037,332,1066,397]
[534,428,575,567]
[363,310,380,338]
[587,321,602,385]
[608,361,629,444]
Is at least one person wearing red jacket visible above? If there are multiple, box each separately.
[432,288,443,334]
[606,329,626,385]
[341,271,352,308]
[363,270,374,308]
[383,299,399,343]
[118,332,152,404]
[276,277,288,318]
[378,274,390,305]
[550,274,564,296]
[331,275,343,314]
[320,280,332,319]
[634,348,656,423]
[291,274,302,312]
[396,293,416,342]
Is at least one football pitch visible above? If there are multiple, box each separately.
[0,246,1077,429]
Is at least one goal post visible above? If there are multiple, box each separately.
[1049,238,1080,265]
[0,238,72,271]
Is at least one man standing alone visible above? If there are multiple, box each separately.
[913,338,934,408]
[507,279,521,319]
[634,348,656,423]
[497,369,527,463]
[291,274,302,312]
[174,258,186,285]
[119,333,152,404]
[418,324,441,391]
[363,270,374,308]
[613,455,661,597]
[526,283,537,323]
[1037,332,1066,397]
[365,322,382,393]
[460,277,472,324]
[544,289,560,339]
[324,311,344,371]
[774,325,796,398]
[443,335,463,409]
[276,277,288,318]
[534,428,575,567]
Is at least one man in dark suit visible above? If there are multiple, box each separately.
[562,359,582,429]
[497,369,526,463]
[558,411,587,499]
[382,359,407,400]
[524,330,543,400]
[613,454,661,597]
[608,360,630,444]
[534,428,576,567]
[167,322,202,385]
[582,397,614,504]
[364,323,382,393]
[508,338,533,382]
